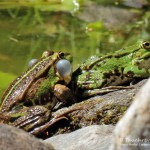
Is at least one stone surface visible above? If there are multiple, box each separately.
[45,125,114,150]
[0,124,54,150]
[77,2,140,29]
[47,79,146,137]
[123,0,148,8]
[110,78,150,150]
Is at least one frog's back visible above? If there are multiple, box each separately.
[0,55,55,112]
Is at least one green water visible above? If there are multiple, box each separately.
[0,0,150,98]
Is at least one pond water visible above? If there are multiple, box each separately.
[0,0,150,98]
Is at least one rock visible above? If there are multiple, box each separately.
[45,125,114,150]
[109,78,150,150]
[123,0,148,8]
[77,2,140,29]
[46,79,146,137]
[0,124,54,150]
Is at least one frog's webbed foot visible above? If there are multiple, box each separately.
[30,107,81,136]
[2,105,81,136]
[30,115,67,135]
[4,105,67,135]
[8,105,51,131]
[82,86,134,97]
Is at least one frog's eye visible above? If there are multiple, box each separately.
[56,59,72,82]
[142,41,150,49]
[28,59,38,68]
[59,52,65,57]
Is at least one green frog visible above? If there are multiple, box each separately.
[71,40,150,97]
[0,51,75,135]
[1,40,150,136]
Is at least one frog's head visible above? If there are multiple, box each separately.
[43,51,73,84]
[28,51,72,84]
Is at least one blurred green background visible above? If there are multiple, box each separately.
[0,0,150,99]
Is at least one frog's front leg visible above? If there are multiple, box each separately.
[124,60,150,78]
[53,84,75,109]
